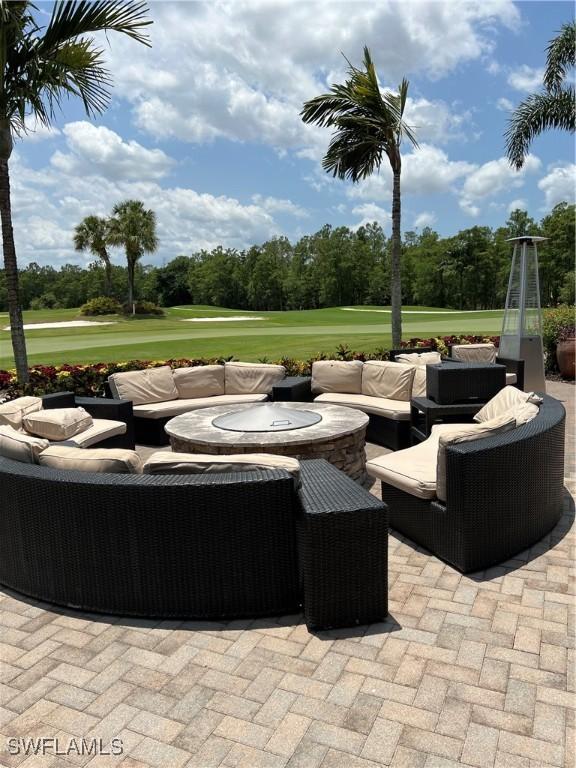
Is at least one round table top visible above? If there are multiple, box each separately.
[165,402,369,448]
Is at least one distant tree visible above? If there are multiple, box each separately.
[506,22,575,169]
[540,202,576,304]
[108,200,158,308]
[301,46,418,346]
[0,0,152,384]
[74,216,113,295]
[153,255,193,307]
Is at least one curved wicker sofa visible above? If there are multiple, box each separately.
[380,394,566,573]
[0,458,387,630]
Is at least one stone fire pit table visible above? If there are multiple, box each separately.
[165,402,369,484]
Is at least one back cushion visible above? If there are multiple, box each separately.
[436,412,517,502]
[0,425,49,464]
[452,343,497,364]
[39,446,142,474]
[143,451,300,486]
[23,407,93,441]
[474,386,542,423]
[0,396,43,431]
[395,351,442,366]
[108,366,178,405]
[311,360,363,395]
[362,361,415,401]
[173,365,225,398]
[225,362,285,395]
[411,365,428,397]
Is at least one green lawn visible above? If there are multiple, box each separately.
[0,305,505,367]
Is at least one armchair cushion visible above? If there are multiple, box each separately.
[362,361,415,401]
[411,365,427,397]
[395,351,442,366]
[23,407,93,441]
[225,362,285,395]
[311,360,363,395]
[173,364,225,398]
[39,446,142,474]
[108,365,178,405]
[61,419,127,448]
[0,425,49,464]
[367,435,438,499]
[0,396,42,431]
[451,343,497,363]
[143,451,301,485]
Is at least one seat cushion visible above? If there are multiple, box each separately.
[61,419,127,448]
[505,372,517,385]
[133,393,268,419]
[108,365,178,405]
[367,435,439,499]
[224,362,285,395]
[143,451,301,485]
[311,360,363,395]
[23,407,93,441]
[395,351,442,366]
[451,343,497,363]
[314,392,411,420]
[474,386,542,423]
[173,365,225,398]
[361,361,415,401]
[39,446,142,474]
[0,396,43,431]
[0,425,49,464]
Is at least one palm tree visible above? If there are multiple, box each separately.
[74,215,113,295]
[0,1,152,385]
[108,200,158,309]
[301,46,418,347]
[506,22,575,170]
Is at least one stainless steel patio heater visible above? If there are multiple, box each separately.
[500,236,547,392]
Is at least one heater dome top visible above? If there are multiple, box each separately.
[506,236,548,243]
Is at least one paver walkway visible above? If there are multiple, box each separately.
[0,382,573,768]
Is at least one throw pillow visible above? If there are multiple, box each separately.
[23,407,93,441]
[0,425,49,464]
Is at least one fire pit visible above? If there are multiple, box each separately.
[212,403,322,432]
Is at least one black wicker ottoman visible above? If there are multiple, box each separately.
[427,362,506,405]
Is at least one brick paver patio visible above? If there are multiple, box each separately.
[0,382,573,768]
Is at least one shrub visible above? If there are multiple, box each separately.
[80,296,122,316]
[122,301,164,316]
[30,293,62,310]
[542,306,576,371]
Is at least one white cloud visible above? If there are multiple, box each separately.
[508,198,527,212]
[404,97,473,144]
[17,117,60,143]
[507,65,544,93]
[496,97,514,111]
[414,211,437,228]
[351,203,390,231]
[50,122,174,181]
[538,164,576,209]
[459,154,541,215]
[251,194,309,218]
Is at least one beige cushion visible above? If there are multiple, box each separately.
[362,361,415,401]
[173,365,225,398]
[311,360,363,395]
[436,412,517,502]
[452,343,497,363]
[505,372,517,385]
[134,393,267,420]
[474,386,541,423]
[0,396,43,431]
[224,362,285,395]
[395,351,442,366]
[314,392,411,420]
[367,435,439,499]
[62,419,127,448]
[23,407,93,441]
[411,366,428,397]
[511,402,540,425]
[39,446,142,474]
[108,366,178,405]
[0,425,49,464]
[143,451,301,485]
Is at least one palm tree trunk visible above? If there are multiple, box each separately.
[390,164,402,348]
[105,260,113,297]
[127,256,135,309]
[0,154,29,386]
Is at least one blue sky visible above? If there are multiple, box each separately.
[13,0,575,267]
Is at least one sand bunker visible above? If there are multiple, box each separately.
[181,316,265,322]
[2,320,116,331]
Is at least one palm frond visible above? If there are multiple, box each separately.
[544,21,575,93]
[505,88,575,169]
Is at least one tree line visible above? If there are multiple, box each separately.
[1,204,573,314]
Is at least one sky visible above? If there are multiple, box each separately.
[12,0,576,267]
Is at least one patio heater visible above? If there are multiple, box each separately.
[500,236,547,392]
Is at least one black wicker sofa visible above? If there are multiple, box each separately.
[0,457,387,631]
[375,394,565,573]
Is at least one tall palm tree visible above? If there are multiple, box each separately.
[74,215,113,295]
[301,46,418,347]
[108,200,158,308]
[506,22,575,170]
[0,1,152,385]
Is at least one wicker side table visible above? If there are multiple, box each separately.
[410,397,484,443]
